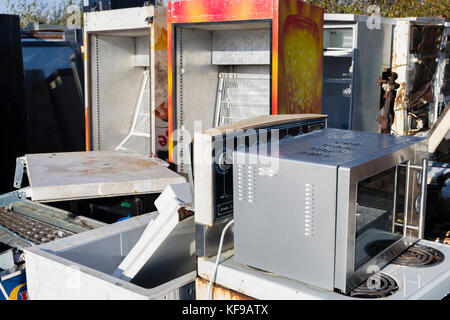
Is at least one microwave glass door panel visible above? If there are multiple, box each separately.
[354,165,403,270]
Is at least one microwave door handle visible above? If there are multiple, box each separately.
[418,158,429,239]
[392,165,399,233]
[403,160,411,237]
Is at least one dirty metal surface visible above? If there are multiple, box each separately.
[23,150,186,201]
[0,208,73,245]
[349,273,399,299]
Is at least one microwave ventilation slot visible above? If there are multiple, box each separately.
[297,141,362,159]
[214,73,270,127]
[236,164,256,204]
[304,184,315,237]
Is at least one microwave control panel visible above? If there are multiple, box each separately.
[211,119,326,222]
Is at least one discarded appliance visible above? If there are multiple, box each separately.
[232,129,428,293]
[0,14,26,195]
[168,0,324,172]
[194,129,450,300]
[390,18,449,137]
[84,5,169,160]
[0,150,186,299]
[194,114,327,258]
[322,14,393,132]
[24,184,196,300]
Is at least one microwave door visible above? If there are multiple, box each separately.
[335,153,422,294]
[354,165,404,270]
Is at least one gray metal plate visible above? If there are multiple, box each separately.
[23,151,186,201]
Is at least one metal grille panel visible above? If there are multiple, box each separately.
[0,208,73,245]
[215,73,270,127]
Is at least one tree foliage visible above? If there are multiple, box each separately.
[3,0,448,27]
[4,0,83,26]
[305,0,449,18]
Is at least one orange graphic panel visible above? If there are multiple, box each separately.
[169,0,273,23]
[167,0,324,162]
[278,0,323,114]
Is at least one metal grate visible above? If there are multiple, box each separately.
[215,73,270,127]
[0,208,73,245]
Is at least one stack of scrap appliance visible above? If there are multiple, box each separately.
[11,0,329,300]
[0,4,196,300]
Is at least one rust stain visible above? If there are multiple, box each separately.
[196,277,255,300]
[394,82,407,108]
[178,207,194,221]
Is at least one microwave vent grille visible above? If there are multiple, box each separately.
[304,184,315,237]
[236,164,256,204]
[297,141,362,159]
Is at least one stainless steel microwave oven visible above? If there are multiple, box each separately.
[233,129,428,294]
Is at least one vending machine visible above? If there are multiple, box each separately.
[167,0,324,171]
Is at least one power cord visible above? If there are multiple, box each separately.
[207,219,234,300]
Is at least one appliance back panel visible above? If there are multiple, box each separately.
[233,152,337,291]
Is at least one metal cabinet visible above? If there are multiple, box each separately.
[84,6,169,159]
[322,14,393,132]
